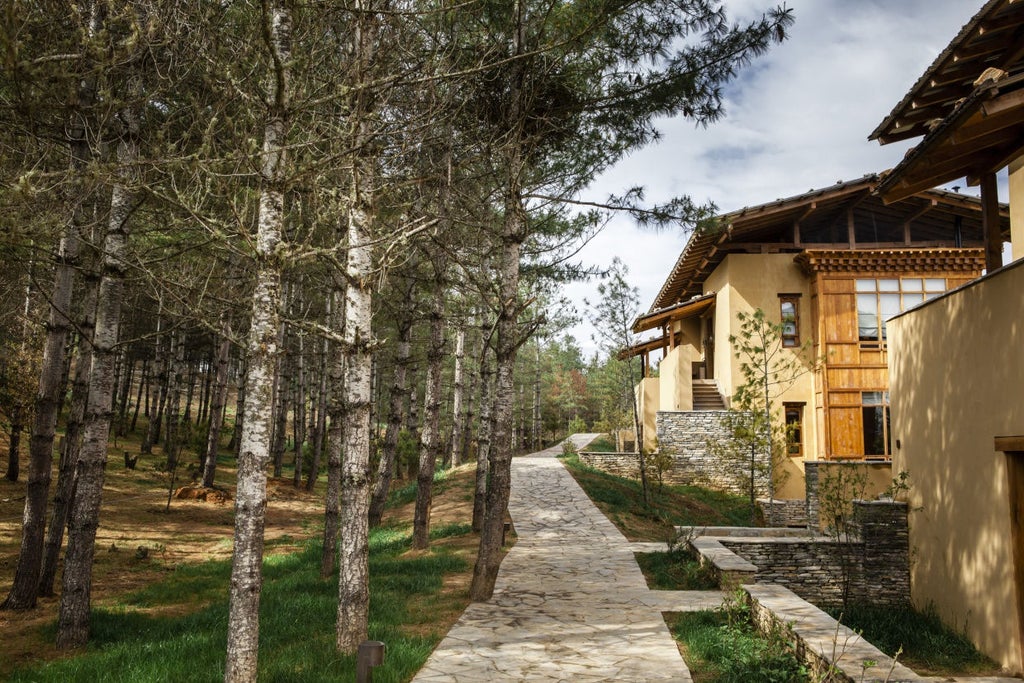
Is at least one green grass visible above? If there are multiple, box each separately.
[558,452,756,540]
[580,434,618,452]
[386,467,454,508]
[9,523,472,683]
[669,599,807,683]
[826,603,998,676]
[634,549,718,590]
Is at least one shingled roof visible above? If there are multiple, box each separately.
[870,0,1024,145]
[649,176,1007,312]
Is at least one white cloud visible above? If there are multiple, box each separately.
[567,0,986,356]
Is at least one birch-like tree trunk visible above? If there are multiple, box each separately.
[223,4,290,679]
[335,0,379,652]
[368,310,412,526]
[412,286,445,549]
[56,81,140,646]
[201,319,232,488]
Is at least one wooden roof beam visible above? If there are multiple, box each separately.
[966,144,1024,184]
[901,197,937,227]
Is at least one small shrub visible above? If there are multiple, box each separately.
[560,440,578,457]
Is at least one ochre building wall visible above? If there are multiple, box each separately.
[889,260,1024,672]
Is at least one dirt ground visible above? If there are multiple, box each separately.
[0,431,483,676]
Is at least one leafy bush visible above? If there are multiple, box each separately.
[560,440,578,457]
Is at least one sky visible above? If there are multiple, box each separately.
[563,0,1008,357]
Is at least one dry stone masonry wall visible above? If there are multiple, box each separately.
[716,500,910,608]
[656,410,770,496]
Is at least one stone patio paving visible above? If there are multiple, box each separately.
[412,434,717,682]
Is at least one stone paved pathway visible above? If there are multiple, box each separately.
[413,434,722,682]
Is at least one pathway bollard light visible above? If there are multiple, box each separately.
[356,640,385,683]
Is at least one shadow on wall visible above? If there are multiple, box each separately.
[889,263,1024,671]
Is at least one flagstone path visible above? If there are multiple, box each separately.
[412,434,724,682]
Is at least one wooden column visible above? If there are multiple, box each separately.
[981,172,1003,272]
[847,207,856,248]
[996,436,1024,669]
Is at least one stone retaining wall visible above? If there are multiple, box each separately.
[709,501,910,608]
[655,410,770,496]
[756,498,807,527]
[578,451,644,480]
[804,460,895,530]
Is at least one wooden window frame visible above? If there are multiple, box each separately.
[779,294,801,348]
[860,391,891,459]
[855,277,946,347]
[784,402,804,458]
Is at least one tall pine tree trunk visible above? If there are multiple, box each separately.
[533,342,542,450]
[39,265,98,598]
[130,358,148,433]
[223,5,289,679]
[56,84,140,646]
[321,289,343,579]
[470,170,526,601]
[2,45,89,609]
[337,147,374,655]
[448,327,466,467]
[292,329,306,487]
[306,310,329,492]
[472,338,493,533]
[142,326,169,455]
[412,286,445,549]
[201,321,231,488]
[368,311,411,526]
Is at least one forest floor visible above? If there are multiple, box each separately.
[0,426,483,678]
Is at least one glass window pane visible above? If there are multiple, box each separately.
[862,391,882,405]
[878,279,900,292]
[901,278,922,292]
[880,293,901,319]
[903,293,924,307]
[857,293,878,340]
[924,278,945,291]
[855,279,876,292]
[863,406,886,455]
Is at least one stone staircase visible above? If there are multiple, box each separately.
[692,379,726,410]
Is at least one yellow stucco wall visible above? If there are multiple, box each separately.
[637,377,660,452]
[1011,155,1024,263]
[659,345,692,413]
[703,255,820,494]
[889,260,1024,672]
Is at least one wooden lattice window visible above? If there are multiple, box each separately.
[784,403,804,457]
[779,294,801,348]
